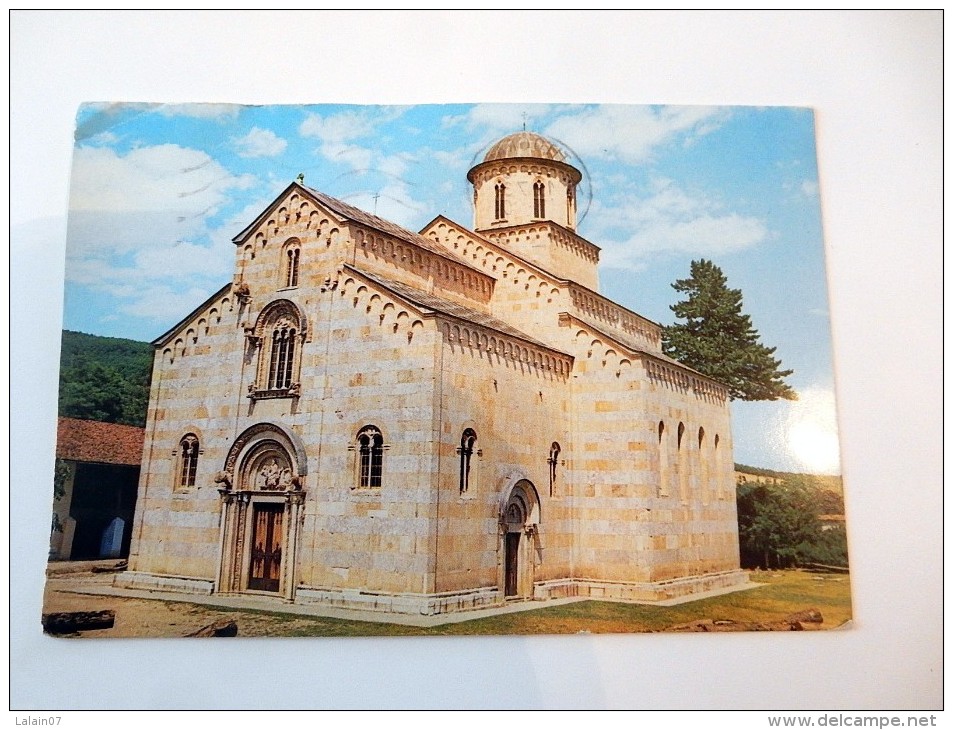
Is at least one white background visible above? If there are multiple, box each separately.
[9,10,943,710]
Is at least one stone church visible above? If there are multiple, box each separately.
[117,131,746,615]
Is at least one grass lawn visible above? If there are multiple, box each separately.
[208,568,852,637]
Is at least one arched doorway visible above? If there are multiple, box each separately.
[499,478,540,599]
[217,423,307,600]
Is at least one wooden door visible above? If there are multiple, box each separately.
[504,531,520,597]
[248,503,283,592]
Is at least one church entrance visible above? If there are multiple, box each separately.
[500,479,540,600]
[504,531,521,597]
[248,503,283,592]
[217,423,308,601]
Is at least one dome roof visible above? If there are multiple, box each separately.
[483,131,568,163]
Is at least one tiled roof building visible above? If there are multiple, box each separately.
[56,417,144,467]
[51,418,144,561]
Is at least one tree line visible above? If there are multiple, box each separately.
[58,330,153,427]
[736,474,848,569]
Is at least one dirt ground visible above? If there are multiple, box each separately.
[41,566,333,639]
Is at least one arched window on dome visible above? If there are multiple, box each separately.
[494,183,506,220]
[533,181,546,219]
[567,185,576,229]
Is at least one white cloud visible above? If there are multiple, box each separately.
[232,127,287,158]
[800,179,819,197]
[70,144,252,214]
[121,283,222,323]
[591,177,767,269]
[299,110,377,143]
[319,142,374,171]
[545,105,731,164]
[446,103,554,134]
[64,143,254,323]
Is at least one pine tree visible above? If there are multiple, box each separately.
[662,259,796,401]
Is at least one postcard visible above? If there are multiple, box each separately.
[43,103,850,638]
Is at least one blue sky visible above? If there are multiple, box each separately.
[61,102,840,474]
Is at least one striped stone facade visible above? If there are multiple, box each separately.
[118,132,745,614]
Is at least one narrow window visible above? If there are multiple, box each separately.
[548,441,561,497]
[714,434,722,499]
[533,181,546,218]
[268,324,297,390]
[459,428,477,493]
[658,421,669,497]
[357,426,384,488]
[179,434,199,489]
[285,246,300,287]
[698,427,708,503]
[494,183,506,220]
[677,422,687,502]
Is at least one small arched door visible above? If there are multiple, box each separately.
[504,497,527,597]
[500,479,540,599]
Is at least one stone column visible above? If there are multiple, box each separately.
[282,490,306,602]
[215,490,235,593]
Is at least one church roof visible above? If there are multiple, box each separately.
[349,265,567,356]
[483,131,568,163]
[232,182,479,273]
[56,417,145,467]
[303,185,475,267]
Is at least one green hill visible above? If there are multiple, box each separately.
[735,462,843,495]
[58,330,154,427]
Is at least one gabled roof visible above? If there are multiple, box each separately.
[231,182,478,271]
[56,417,145,467]
[348,265,569,357]
[557,312,729,393]
[152,282,232,347]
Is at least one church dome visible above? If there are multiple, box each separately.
[483,131,568,163]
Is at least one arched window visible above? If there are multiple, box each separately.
[698,426,708,503]
[459,428,477,493]
[714,434,722,499]
[677,422,687,502]
[178,433,200,489]
[494,183,506,220]
[567,185,576,227]
[548,441,561,496]
[250,301,305,398]
[533,180,546,219]
[357,425,384,489]
[285,244,300,288]
[658,421,669,498]
[268,321,297,390]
